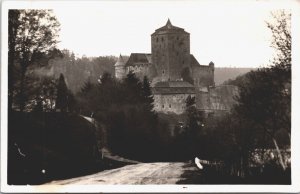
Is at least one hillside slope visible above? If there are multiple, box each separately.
[214,67,255,85]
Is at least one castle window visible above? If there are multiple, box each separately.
[177,36,179,40]
[169,104,171,108]
[156,37,158,42]
[162,104,164,109]
[162,70,165,74]
[161,37,164,42]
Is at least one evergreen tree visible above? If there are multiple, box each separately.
[56,74,68,112]
[100,72,114,85]
[67,90,77,113]
[183,95,205,158]
[142,76,154,111]
[123,71,143,103]
[80,79,93,95]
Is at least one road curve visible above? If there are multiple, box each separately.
[46,162,198,185]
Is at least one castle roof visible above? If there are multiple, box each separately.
[152,19,188,35]
[125,53,152,67]
[114,54,125,67]
[152,81,195,94]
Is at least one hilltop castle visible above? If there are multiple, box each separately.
[115,19,237,114]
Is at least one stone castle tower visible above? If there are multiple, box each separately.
[151,19,191,82]
[114,54,126,79]
[114,19,238,115]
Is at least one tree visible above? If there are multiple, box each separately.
[141,76,154,112]
[12,10,60,112]
[182,95,205,158]
[265,10,291,170]
[29,76,57,112]
[56,74,68,112]
[8,10,21,111]
[229,10,292,172]
[80,79,94,95]
[267,10,291,74]
[66,90,77,113]
[123,71,143,103]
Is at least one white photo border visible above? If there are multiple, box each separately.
[1,0,300,193]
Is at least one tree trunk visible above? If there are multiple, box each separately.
[272,137,286,171]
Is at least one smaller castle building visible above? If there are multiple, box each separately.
[152,81,195,114]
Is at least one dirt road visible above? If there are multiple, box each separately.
[46,162,199,185]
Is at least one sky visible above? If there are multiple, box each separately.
[17,0,296,67]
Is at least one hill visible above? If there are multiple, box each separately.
[214,67,255,85]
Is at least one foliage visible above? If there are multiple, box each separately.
[76,72,174,161]
[48,50,119,93]
[8,9,61,112]
[267,10,291,72]
[219,10,292,174]
[55,74,69,112]
[8,10,21,111]
[203,10,292,176]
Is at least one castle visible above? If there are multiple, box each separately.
[115,19,238,115]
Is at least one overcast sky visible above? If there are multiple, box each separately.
[24,1,294,67]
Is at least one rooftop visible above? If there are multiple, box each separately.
[124,53,152,67]
[152,19,188,35]
[114,54,125,67]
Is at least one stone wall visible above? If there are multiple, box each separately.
[196,85,239,113]
[153,93,195,114]
[192,65,214,87]
[126,63,157,80]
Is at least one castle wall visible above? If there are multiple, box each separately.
[192,65,214,87]
[126,64,150,79]
[153,93,195,114]
[195,85,239,113]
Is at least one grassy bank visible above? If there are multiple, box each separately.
[8,111,102,185]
